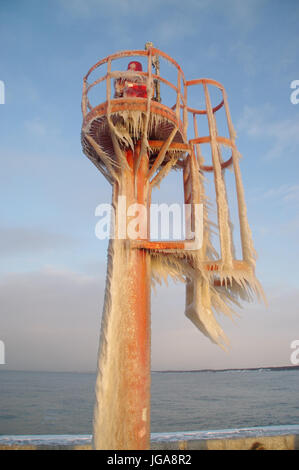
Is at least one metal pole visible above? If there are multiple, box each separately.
[93,143,151,450]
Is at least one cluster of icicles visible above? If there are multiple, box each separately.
[85,89,265,350]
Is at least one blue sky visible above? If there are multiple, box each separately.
[0,0,299,371]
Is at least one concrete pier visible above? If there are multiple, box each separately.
[1,426,299,450]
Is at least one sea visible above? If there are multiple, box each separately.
[0,368,299,444]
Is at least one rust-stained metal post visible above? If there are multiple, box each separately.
[93,143,151,450]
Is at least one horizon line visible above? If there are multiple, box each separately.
[1,364,298,374]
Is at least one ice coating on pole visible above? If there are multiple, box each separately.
[93,239,151,449]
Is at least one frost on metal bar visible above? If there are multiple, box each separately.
[81,47,265,450]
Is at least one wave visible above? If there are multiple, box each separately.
[1,425,299,446]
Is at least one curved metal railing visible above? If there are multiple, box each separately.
[81,49,237,176]
[185,78,236,173]
[82,48,188,139]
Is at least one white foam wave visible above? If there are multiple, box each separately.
[1,425,299,446]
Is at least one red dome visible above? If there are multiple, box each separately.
[127,61,143,72]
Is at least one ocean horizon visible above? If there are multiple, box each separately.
[2,364,299,374]
[1,367,299,437]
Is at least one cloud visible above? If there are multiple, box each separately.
[249,183,299,206]
[0,226,75,257]
[0,267,104,371]
[0,147,112,228]
[56,0,208,48]
[23,116,63,142]
[229,41,257,77]
[154,14,199,43]
[57,0,156,18]
[237,104,299,160]
[223,0,268,31]
[152,282,299,370]
[0,264,297,371]
[262,184,299,203]
[57,0,266,26]
[24,118,47,137]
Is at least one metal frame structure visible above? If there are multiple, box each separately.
[81,47,263,450]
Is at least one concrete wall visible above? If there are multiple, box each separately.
[1,434,299,450]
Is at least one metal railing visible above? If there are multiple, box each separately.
[81,50,237,177]
[81,48,188,139]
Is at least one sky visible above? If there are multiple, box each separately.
[0,0,299,372]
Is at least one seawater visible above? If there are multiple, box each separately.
[0,369,298,435]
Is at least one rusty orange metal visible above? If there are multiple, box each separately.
[103,144,151,450]
[81,45,257,450]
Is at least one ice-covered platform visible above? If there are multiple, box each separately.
[1,425,299,450]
